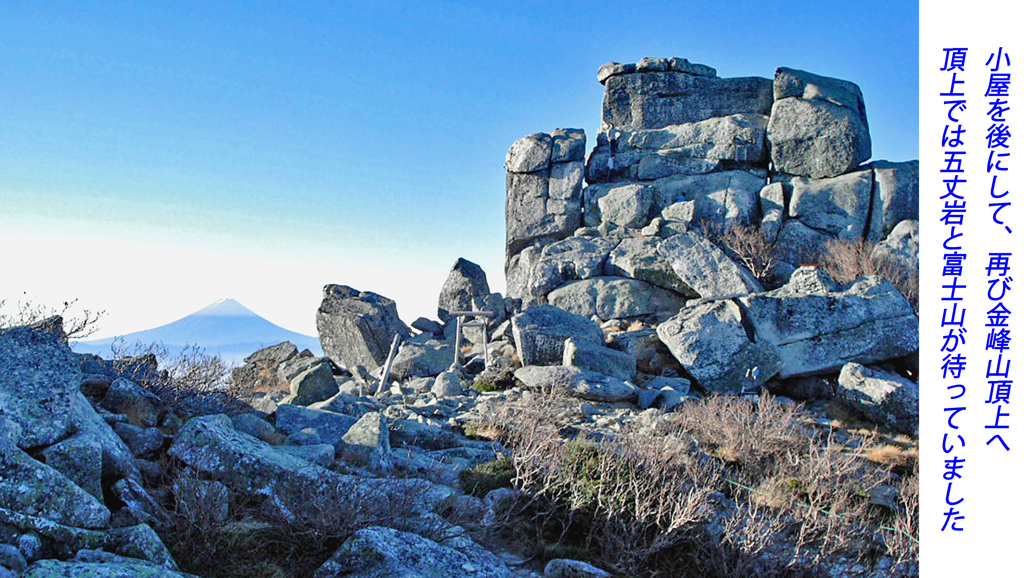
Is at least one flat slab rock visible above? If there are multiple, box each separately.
[740,268,918,378]
[514,365,640,403]
[314,526,510,578]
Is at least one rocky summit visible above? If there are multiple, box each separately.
[1,57,917,578]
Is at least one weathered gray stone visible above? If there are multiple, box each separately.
[547,277,688,320]
[838,363,918,434]
[603,71,773,131]
[505,244,544,306]
[279,443,336,467]
[438,258,491,323]
[597,62,636,84]
[284,428,321,446]
[759,182,786,242]
[0,327,80,449]
[768,69,871,179]
[597,183,655,229]
[511,305,605,366]
[608,328,681,375]
[740,269,919,378]
[22,560,189,577]
[314,526,510,578]
[111,422,164,457]
[626,114,768,164]
[605,237,692,296]
[0,508,104,559]
[308,392,378,418]
[788,169,873,241]
[40,433,104,501]
[390,340,454,381]
[101,378,163,428]
[231,341,298,391]
[871,219,919,275]
[583,183,654,228]
[341,412,393,473]
[658,232,763,298]
[276,404,358,451]
[505,133,552,174]
[867,160,920,242]
[667,57,717,77]
[431,371,465,398]
[772,219,834,271]
[104,523,178,569]
[230,413,277,440]
[317,285,411,371]
[657,300,782,394]
[551,128,586,163]
[562,338,637,381]
[391,419,461,451]
[0,443,110,529]
[69,392,141,482]
[521,237,619,302]
[412,317,444,335]
[287,361,339,406]
[774,67,867,111]
[514,366,639,403]
[111,478,167,528]
[545,558,612,578]
[0,544,25,573]
[506,167,582,257]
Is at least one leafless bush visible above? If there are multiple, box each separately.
[488,392,917,577]
[0,293,104,340]
[162,466,443,578]
[714,224,779,283]
[491,392,722,574]
[883,463,919,569]
[112,339,246,417]
[819,238,919,312]
[669,395,804,482]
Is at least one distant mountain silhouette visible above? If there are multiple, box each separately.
[73,298,323,365]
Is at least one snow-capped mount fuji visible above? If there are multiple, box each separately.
[74,298,323,365]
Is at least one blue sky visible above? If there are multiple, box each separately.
[0,1,919,337]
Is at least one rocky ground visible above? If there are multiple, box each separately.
[0,57,919,577]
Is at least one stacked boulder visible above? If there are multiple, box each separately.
[503,57,919,414]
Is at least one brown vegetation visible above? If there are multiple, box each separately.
[480,392,918,577]
[819,238,919,312]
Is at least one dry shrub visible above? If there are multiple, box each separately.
[0,294,104,340]
[669,395,804,482]
[883,464,919,570]
[490,393,721,574]
[818,238,919,312]
[112,340,248,417]
[488,393,918,577]
[162,468,442,578]
[713,224,778,283]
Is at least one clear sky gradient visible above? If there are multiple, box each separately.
[1,1,919,338]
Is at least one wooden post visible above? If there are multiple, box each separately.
[376,334,402,396]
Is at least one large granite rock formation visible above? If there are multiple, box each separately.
[767,67,871,178]
[316,284,411,371]
[505,129,586,258]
